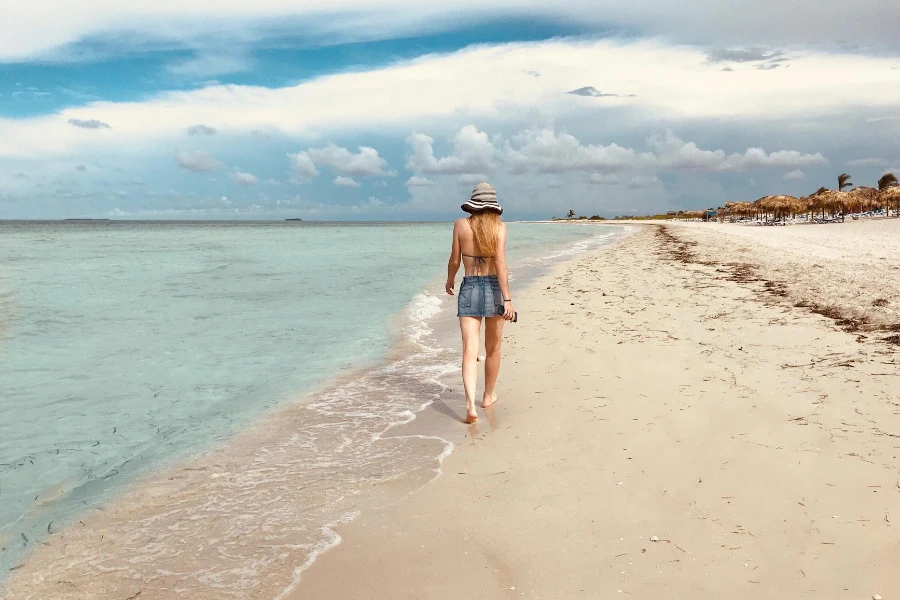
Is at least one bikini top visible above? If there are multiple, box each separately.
[461,252,493,276]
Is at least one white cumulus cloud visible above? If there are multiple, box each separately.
[784,169,805,180]
[232,171,260,185]
[647,131,827,172]
[504,129,652,174]
[333,176,361,187]
[306,144,390,177]
[176,149,224,172]
[405,176,436,187]
[406,125,495,175]
[288,152,319,179]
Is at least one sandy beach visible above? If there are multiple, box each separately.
[290,220,900,599]
[3,220,899,599]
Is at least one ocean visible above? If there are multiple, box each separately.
[0,220,624,598]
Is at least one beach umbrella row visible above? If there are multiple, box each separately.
[716,186,900,221]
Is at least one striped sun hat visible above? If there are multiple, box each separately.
[461,182,503,215]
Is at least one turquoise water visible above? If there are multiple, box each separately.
[0,220,622,587]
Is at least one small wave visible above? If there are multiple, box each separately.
[272,510,359,600]
[402,291,446,348]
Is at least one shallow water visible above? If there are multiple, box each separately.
[0,220,623,592]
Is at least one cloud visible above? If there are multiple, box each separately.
[405,176,435,187]
[524,70,541,77]
[755,63,783,70]
[647,131,827,172]
[186,124,217,136]
[721,67,735,72]
[866,116,900,123]
[406,125,495,175]
[304,144,390,177]
[4,38,900,159]
[68,118,111,129]
[5,0,900,67]
[75,164,87,172]
[707,48,783,63]
[567,86,620,98]
[503,129,652,174]
[846,157,889,167]
[784,169,805,180]
[232,171,259,185]
[333,176,361,187]
[176,149,224,172]
[288,152,319,179]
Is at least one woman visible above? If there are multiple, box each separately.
[445,182,515,424]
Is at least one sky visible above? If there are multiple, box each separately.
[1,1,899,220]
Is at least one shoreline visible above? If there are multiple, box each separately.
[289,220,900,599]
[0,224,625,599]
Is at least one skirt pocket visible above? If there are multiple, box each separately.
[491,285,504,316]
[458,285,474,310]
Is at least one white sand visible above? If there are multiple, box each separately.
[670,219,900,331]
[289,221,900,599]
[5,220,899,599]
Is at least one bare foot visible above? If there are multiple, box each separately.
[481,391,499,409]
[464,409,478,424]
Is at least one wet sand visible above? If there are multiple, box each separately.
[289,220,900,599]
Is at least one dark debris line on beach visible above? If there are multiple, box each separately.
[654,225,900,348]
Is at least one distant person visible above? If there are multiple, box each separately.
[445,183,516,423]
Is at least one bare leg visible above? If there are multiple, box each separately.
[459,316,482,422]
[482,316,505,408]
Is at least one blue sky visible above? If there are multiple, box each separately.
[1,1,899,220]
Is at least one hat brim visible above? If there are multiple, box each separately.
[461,202,503,215]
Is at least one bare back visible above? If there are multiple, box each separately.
[456,217,500,276]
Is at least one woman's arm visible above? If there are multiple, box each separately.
[494,224,515,320]
[445,219,461,295]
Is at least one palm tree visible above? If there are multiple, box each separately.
[566,209,576,219]
[878,173,898,190]
[838,173,853,191]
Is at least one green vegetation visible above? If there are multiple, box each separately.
[878,173,899,190]
[838,173,853,191]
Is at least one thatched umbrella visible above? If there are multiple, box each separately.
[879,186,900,217]
[730,201,756,220]
[769,195,800,219]
[809,189,851,220]
[753,196,774,220]
[754,195,799,221]
[787,196,809,217]
[847,186,879,213]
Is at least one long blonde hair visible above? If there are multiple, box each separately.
[469,211,501,256]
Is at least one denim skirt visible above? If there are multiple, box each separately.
[457,275,504,318]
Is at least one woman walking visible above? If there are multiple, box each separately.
[445,183,516,423]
